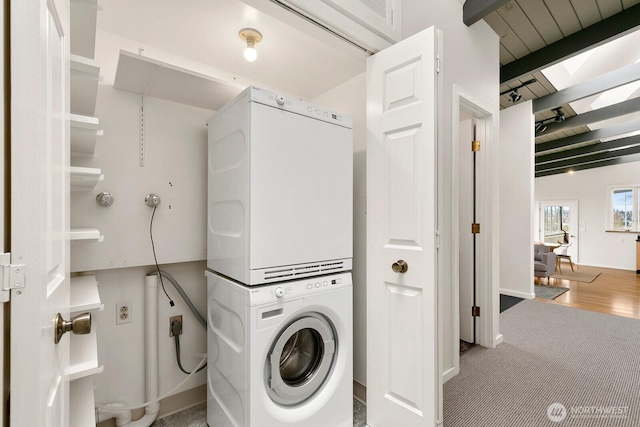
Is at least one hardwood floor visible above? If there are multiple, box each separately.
[536,264,640,320]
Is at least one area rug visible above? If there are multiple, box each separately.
[551,270,601,283]
[534,284,569,299]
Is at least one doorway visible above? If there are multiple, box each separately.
[442,87,498,385]
[537,200,579,262]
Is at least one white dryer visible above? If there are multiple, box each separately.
[206,271,353,427]
[207,86,353,286]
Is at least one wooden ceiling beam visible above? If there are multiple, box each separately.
[501,4,640,85]
[535,145,640,174]
[535,119,640,153]
[535,153,640,177]
[533,62,640,114]
[463,0,512,26]
[535,134,640,165]
[536,97,640,137]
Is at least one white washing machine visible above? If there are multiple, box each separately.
[206,271,353,427]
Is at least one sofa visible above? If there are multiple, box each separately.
[534,244,557,284]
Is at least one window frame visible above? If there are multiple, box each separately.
[607,185,640,232]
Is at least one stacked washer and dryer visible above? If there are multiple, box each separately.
[206,86,353,427]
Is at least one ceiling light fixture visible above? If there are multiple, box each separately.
[509,90,522,102]
[239,28,262,62]
[552,107,565,122]
[535,108,565,134]
[500,78,537,103]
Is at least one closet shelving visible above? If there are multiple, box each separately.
[70,275,104,313]
[69,1,103,424]
[71,113,103,157]
[70,228,105,243]
[67,275,104,426]
[113,50,243,110]
[70,54,101,116]
[70,166,104,191]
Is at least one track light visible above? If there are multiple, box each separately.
[535,122,547,133]
[552,107,565,122]
[535,108,565,134]
[500,78,537,103]
[239,28,262,62]
[509,90,522,103]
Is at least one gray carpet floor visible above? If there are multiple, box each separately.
[443,299,640,426]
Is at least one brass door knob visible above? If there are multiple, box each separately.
[55,312,91,344]
[392,260,408,273]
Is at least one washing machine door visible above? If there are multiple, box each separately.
[267,313,336,406]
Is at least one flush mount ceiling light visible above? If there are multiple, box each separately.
[239,28,262,62]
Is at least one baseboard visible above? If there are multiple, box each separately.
[500,288,535,300]
[96,384,207,427]
[156,383,207,419]
[442,366,459,383]
[353,380,366,403]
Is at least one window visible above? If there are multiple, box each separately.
[608,186,640,231]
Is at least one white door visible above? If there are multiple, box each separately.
[538,200,579,261]
[458,119,474,344]
[10,0,71,425]
[366,26,440,427]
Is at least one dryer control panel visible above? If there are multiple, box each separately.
[247,272,352,306]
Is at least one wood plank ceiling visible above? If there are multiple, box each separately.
[482,0,640,176]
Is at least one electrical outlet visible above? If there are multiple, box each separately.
[116,301,132,325]
[170,315,183,337]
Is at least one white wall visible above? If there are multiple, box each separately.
[92,261,208,406]
[535,161,640,270]
[313,73,366,385]
[70,30,215,272]
[500,101,535,299]
[402,0,501,385]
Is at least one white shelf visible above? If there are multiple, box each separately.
[70,228,104,243]
[67,326,104,381]
[71,114,103,157]
[70,0,102,59]
[70,166,103,191]
[71,54,102,116]
[70,376,96,427]
[71,275,103,314]
[113,50,243,110]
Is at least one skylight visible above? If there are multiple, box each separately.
[562,50,594,76]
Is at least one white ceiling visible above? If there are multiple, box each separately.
[97,0,368,99]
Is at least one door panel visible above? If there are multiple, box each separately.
[458,119,474,344]
[10,0,70,425]
[367,26,439,427]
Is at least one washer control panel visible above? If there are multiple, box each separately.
[247,272,352,306]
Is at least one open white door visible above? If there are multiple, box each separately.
[10,0,71,425]
[366,26,441,426]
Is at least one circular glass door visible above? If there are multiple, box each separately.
[266,313,336,406]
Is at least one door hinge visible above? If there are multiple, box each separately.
[472,306,480,317]
[1,253,26,303]
[435,230,441,248]
[436,54,441,74]
[472,140,480,152]
[471,223,480,234]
